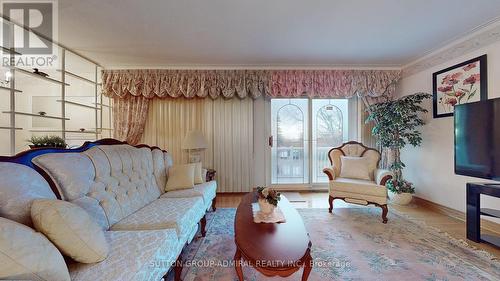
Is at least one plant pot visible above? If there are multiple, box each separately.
[388,191,413,205]
[29,144,67,149]
[258,199,276,215]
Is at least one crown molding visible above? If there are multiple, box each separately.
[402,17,500,77]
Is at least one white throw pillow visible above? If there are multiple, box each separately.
[194,162,204,184]
[31,199,109,263]
[339,156,371,180]
[165,163,196,191]
[0,217,70,281]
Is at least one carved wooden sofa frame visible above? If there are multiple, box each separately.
[0,138,217,281]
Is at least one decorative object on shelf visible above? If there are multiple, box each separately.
[256,186,281,216]
[38,111,47,116]
[367,93,431,205]
[0,71,11,87]
[33,68,49,77]
[181,130,208,163]
[79,128,86,132]
[27,135,67,149]
[433,55,487,118]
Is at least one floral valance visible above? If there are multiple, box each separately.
[102,69,400,99]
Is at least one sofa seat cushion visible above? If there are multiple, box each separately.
[330,178,387,197]
[161,181,217,210]
[110,197,205,242]
[69,229,181,281]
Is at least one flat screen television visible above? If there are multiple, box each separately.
[454,98,500,180]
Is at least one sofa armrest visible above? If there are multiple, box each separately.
[323,167,336,181]
[205,169,216,182]
[375,169,393,186]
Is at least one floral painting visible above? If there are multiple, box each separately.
[433,55,487,118]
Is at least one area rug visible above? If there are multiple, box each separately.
[169,208,500,281]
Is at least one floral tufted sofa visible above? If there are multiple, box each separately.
[0,139,217,281]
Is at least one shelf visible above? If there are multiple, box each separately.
[57,69,96,85]
[57,100,100,110]
[30,129,98,134]
[13,68,70,86]
[3,111,70,120]
[480,208,500,218]
[481,234,500,247]
[0,46,21,55]
[66,130,98,134]
[94,102,112,108]
[0,126,22,130]
[0,85,22,93]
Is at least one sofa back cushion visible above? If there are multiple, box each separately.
[0,162,56,227]
[33,152,110,229]
[33,144,162,229]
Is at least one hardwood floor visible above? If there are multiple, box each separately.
[217,191,500,258]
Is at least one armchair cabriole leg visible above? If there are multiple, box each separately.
[211,197,217,212]
[200,215,207,237]
[381,204,388,224]
[328,195,334,213]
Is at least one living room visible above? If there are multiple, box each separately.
[0,1,499,281]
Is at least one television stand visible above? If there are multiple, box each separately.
[466,183,500,248]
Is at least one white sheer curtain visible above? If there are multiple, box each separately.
[141,97,253,192]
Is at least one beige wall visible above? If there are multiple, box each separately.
[397,41,500,222]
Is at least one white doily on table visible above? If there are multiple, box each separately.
[251,203,286,223]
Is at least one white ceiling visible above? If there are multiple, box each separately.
[58,0,500,68]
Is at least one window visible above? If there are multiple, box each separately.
[271,98,350,185]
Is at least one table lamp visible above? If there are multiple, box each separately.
[181,130,208,163]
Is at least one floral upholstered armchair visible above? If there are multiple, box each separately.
[322,141,393,223]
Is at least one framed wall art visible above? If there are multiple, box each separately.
[433,55,487,118]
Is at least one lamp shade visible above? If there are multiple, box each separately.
[181,130,208,149]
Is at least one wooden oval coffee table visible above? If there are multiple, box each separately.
[234,192,312,281]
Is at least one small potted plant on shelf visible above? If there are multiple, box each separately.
[27,135,67,149]
[257,186,281,215]
[367,92,431,205]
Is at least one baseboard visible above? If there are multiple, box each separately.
[413,196,500,235]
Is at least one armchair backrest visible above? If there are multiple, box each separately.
[327,141,381,180]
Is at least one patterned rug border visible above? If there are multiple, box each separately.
[212,207,499,264]
[294,207,500,264]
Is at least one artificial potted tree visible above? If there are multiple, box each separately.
[28,135,67,149]
[367,93,431,205]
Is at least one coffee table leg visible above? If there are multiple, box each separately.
[234,248,244,281]
[301,252,313,281]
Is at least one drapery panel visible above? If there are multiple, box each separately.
[140,98,254,192]
[112,95,150,145]
[102,69,400,100]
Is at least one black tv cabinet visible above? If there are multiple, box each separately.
[466,183,500,248]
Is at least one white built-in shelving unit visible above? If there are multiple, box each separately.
[0,19,113,156]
